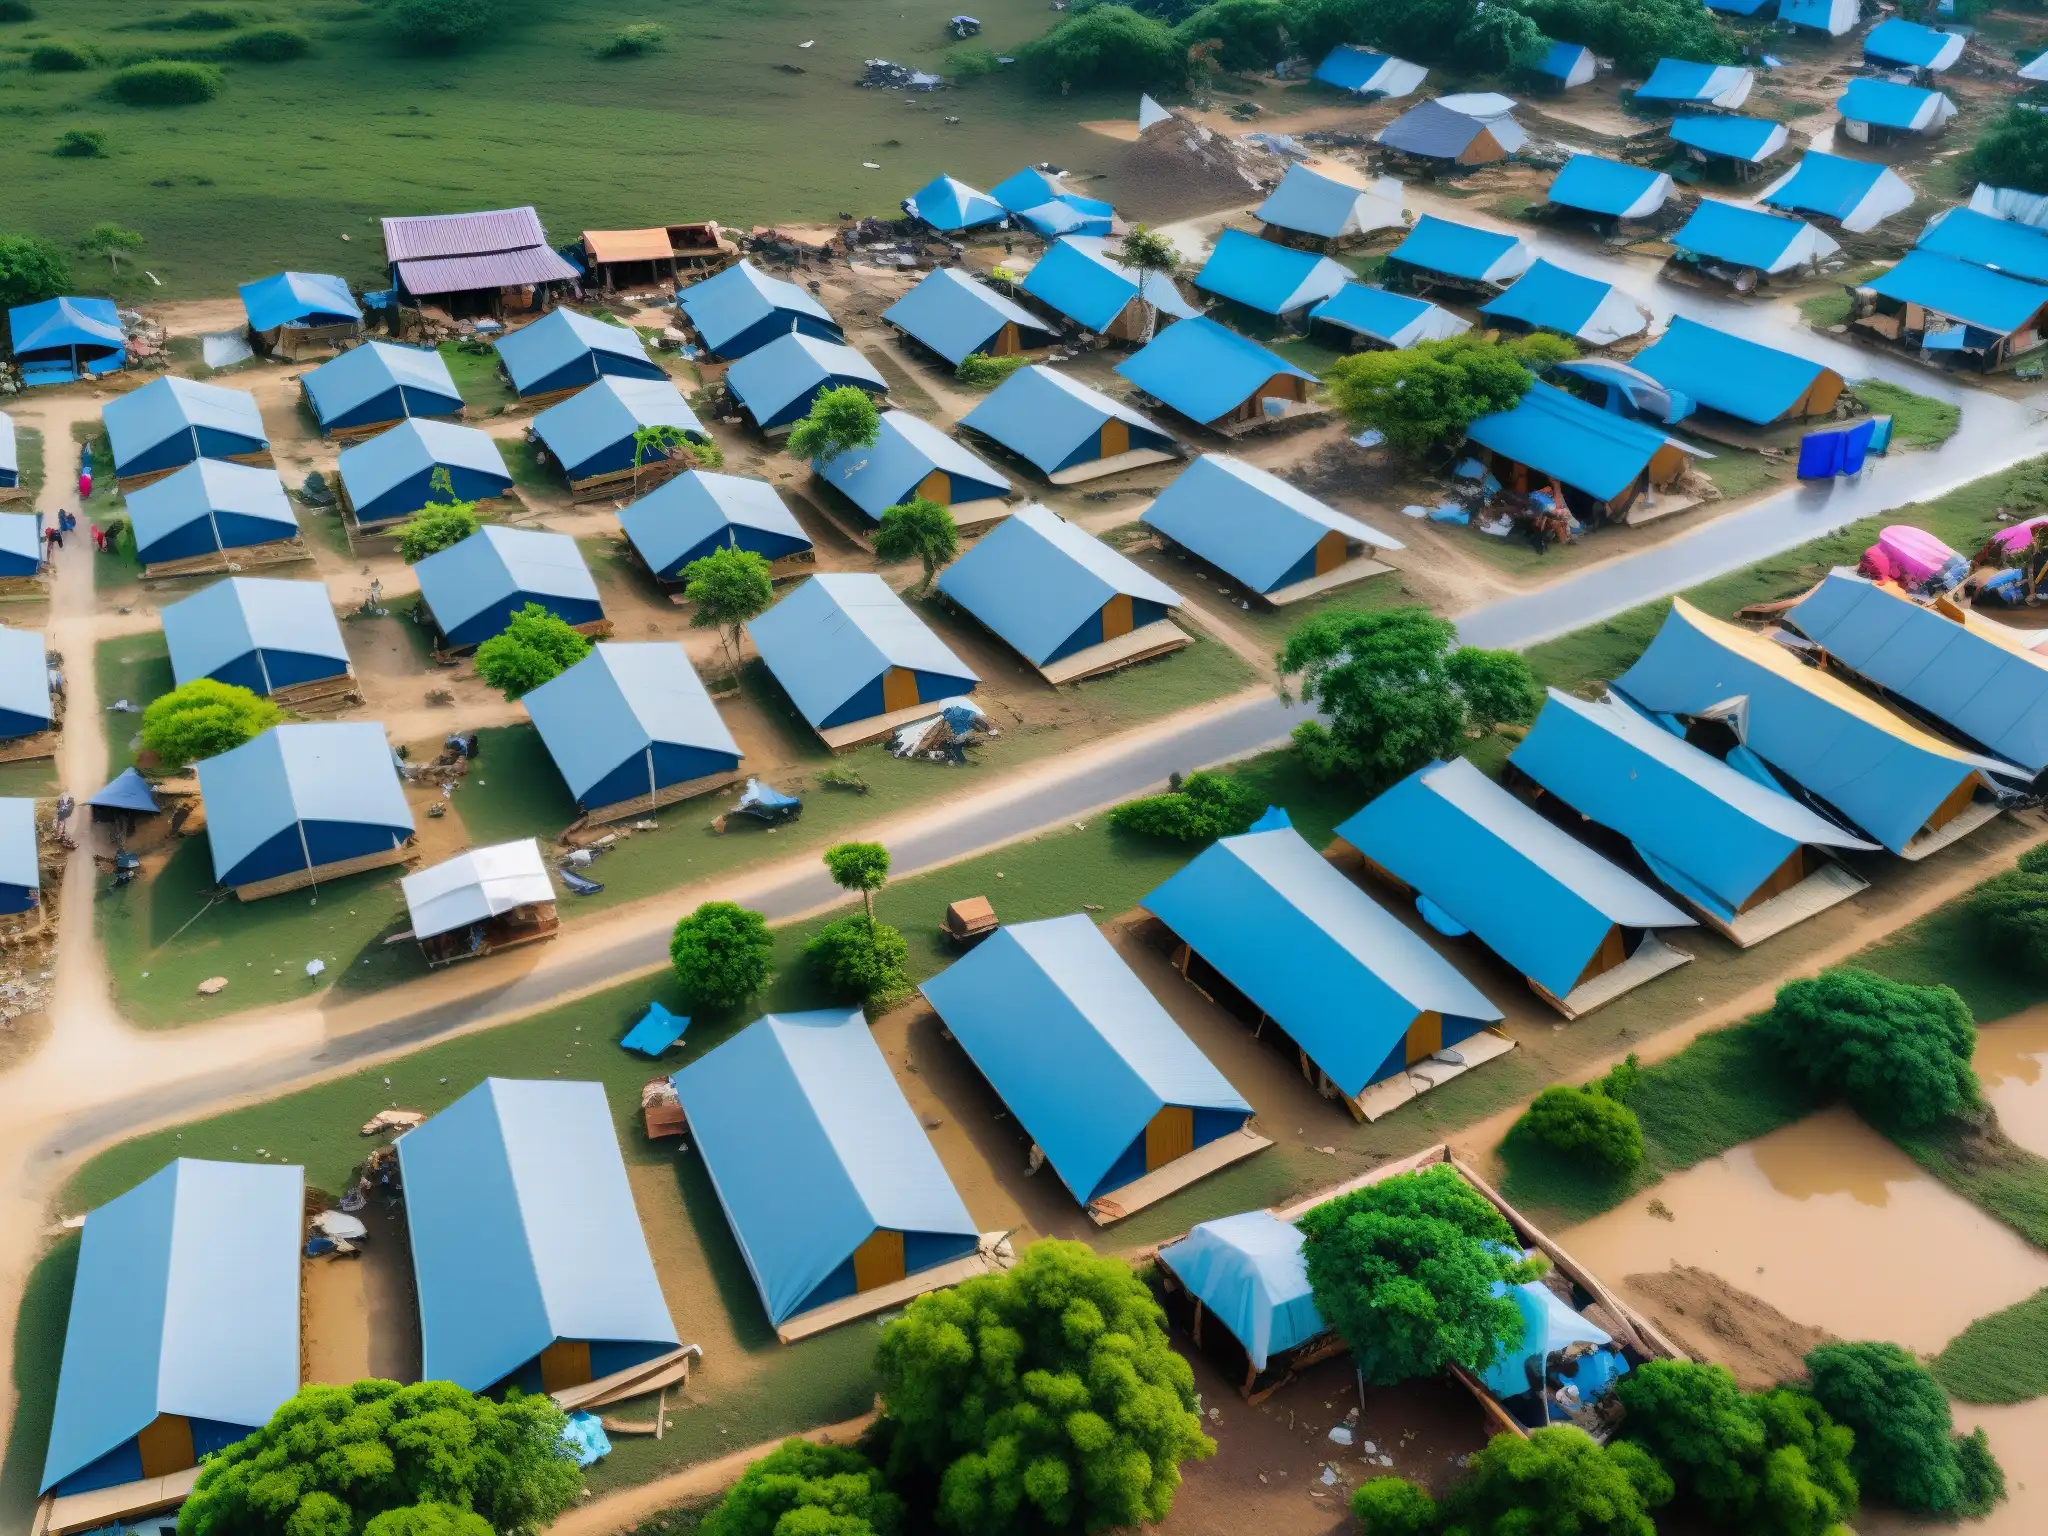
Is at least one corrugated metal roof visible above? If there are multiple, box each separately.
[725,334,885,426]
[126,460,298,556]
[9,295,123,353]
[1255,164,1404,240]
[1390,215,1533,284]
[0,797,36,892]
[402,839,554,940]
[196,722,415,884]
[617,470,808,575]
[749,572,978,728]
[238,272,360,333]
[104,376,267,469]
[1673,198,1836,273]
[1547,155,1672,219]
[814,409,1010,520]
[672,1007,979,1326]
[337,418,512,512]
[1865,17,1964,69]
[1157,1211,1322,1370]
[903,174,1007,231]
[523,641,739,802]
[398,1079,678,1390]
[936,501,1179,665]
[1020,236,1201,333]
[415,525,599,638]
[42,1159,302,1493]
[1142,452,1402,592]
[1758,151,1913,232]
[679,261,840,355]
[531,375,705,477]
[0,626,50,732]
[958,363,1175,476]
[1464,380,1668,501]
[1838,78,1954,131]
[494,307,663,394]
[883,267,1054,365]
[1196,229,1352,316]
[1633,316,1833,424]
[1670,114,1787,161]
[1479,262,1648,344]
[1868,248,2048,334]
[384,206,552,262]
[302,340,461,424]
[1114,317,1315,424]
[1919,206,2048,283]
[583,228,677,263]
[920,914,1249,1203]
[396,246,581,296]
[1636,58,1753,106]
[162,577,349,690]
[1309,284,1469,348]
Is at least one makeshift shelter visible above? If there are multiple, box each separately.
[300,341,463,439]
[672,1006,987,1339]
[1545,155,1672,223]
[401,840,558,966]
[196,722,414,897]
[1634,317,1843,424]
[413,524,604,650]
[1155,1211,1327,1394]
[990,167,1116,237]
[529,375,708,497]
[0,509,40,573]
[813,409,1012,533]
[1865,17,1964,72]
[104,376,269,488]
[0,626,53,744]
[524,642,742,819]
[336,418,514,533]
[87,767,159,844]
[901,174,1006,232]
[749,573,978,747]
[1334,757,1695,1016]
[161,577,350,703]
[1387,215,1534,293]
[1758,151,1914,234]
[1509,687,1878,943]
[39,1160,301,1508]
[883,268,1057,366]
[1195,230,1352,320]
[0,411,15,498]
[1837,79,1957,143]
[1114,317,1317,431]
[381,206,578,318]
[1531,41,1596,89]
[921,914,1264,1216]
[1020,235,1201,341]
[124,460,301,575]
[1919,206,2048,283]
[1480,261,1650,345]
[6,296,124,385]
[1376,95,1526,167]
[238,272,361,357]
[1142,822,1508,1120]
[0,797,37,917]
[1669,114,1789,176]
[579,227,683,292]
[399,1078,682,1394]
[1670,199,1839,286]
[1861,250,2048,367]
[494,308,666,404]
[1969,183,2048,226]
[1312,45,1427,98]
[1253,165,1404,251]
[1616,598,2007,857]
[958,363,1180,483]
[1634,59,1754,110]
[724,334,886,434]
[621,1001,689,1057]
[1779,0,1859,35]
[1308,284,1469,350]
[1464,381,1686,522]
[679,260,843,359]
[617,469,812,582]
[937,502,1185,682]
[1143,452,1403,603]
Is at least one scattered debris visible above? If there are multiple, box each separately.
[360,1108,425,1136]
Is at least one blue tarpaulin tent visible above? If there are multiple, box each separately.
[0,626,50,741]
[6,296,124,385]
[1669,114,1788,164]
[161,576,350,695]
[724,334,886,432]
[1313,45,1427,98]
[1865,18,1964,71]
[301,341,463,435]
[1157,1211,1325,1371]
[1546,155,1672,219]
[1308,284,1469,349]
[87,767,160,817]
[1388,215,1534,286]
[196,722,415,890]
[1758,151,1914,234]
[104,376,268,481]
[1463,381,1678,505]
[1195,230,1353,317]
[523,641,740,813]
[0,509,40,577]
[1837,78,1957,135]
[812,409,1010,525]
[749,573,978,732]
[1868,249,2048,336]
[1479,261,1648,344]
[239,272,361,335]
[531,375,707,485]
[680,260,843,359]
[1532,40,1596,86]
[621,1001,690,1057]
[414,524,602,649]
[0,411,15,490]
[1917,207,2048,283]
[1671,198,1839,275]
[1142,453,1403,597]
[1020,236,1201,334]
[1477,1278,1620,1401]
[618,469,809,582]
[958,364,1178,482]
[1254,164,1404,241]
[902,174,1007,232]
[337,418,514,530]
[1633,316,1840,424]
[1114,317,1315,428]
[125,460,299,567]
[883,268,1056,365]
[0,797,36,914]
[1634,58,1753,108]
[990,167,1115,236]
[495,307,667,399]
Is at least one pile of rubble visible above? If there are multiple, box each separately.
[1116,110,1291,222]
[859,58,944,90]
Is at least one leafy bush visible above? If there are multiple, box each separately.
[139,679,280,769]
[1108,769,1261,842]
[1759,968,1979,1132]
[1806,1340,2006,1518]
[228,26,310,60]
[1355,1428,1673,1536]
[1526,0,1735,74]
[946,44,1000,78]
[168,6,238,28]
[29,41,91,71]
[1327,332,1576,461]
[109,60,224,105]
[0,233,72,308]
[682,545,772,678]
[55,128,108,157]
[1975,103,2048,197]
[1969,842,2048,978]
[806,914,912,1009]
[1016,5,1188,94]
[953,351,1028,388]
[1172,0,1290,71]
[390,0,496,46]
[1515,1083,1645,1174]
[596,21,664,57]
[786,384,881,463]
[394,502,479,563]
[0,2,36,22]
[669,901,774,1008]
[873,497,957,593]
[702,1438,901,1536]
[472,603,591,699]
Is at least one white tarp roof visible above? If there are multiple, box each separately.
[402,838,554,939]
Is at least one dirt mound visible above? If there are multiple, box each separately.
[1624,1265,1834,1391]
[1111,113,1285,223]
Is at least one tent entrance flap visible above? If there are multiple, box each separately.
[1405,1010,1444,1066]
[1146,1105,1195,1170]
[1100,418,1130,457]
[915,468,952,505]
[540,1339,593,1392]
[136,1414,195,1480]
[853,1228,907,1291]
[1101,592,1134,640]
[882,667,919,712]
[1314,529,1347,576]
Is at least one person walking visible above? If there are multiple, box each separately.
[77,467,90,501]
[59,508,76,536]
[43,524,59,560]
[89,523,104,553]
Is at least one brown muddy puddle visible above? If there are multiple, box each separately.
[1976,1005,2048,1160]
[1857,1397,2048,1536]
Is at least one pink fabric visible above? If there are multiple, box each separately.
[1877,525,1962,583]
[1993,516,2048,556]
[1859,543,1902,583]
[77,471,90,499]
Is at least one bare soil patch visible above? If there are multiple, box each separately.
[1622,1265,1833,1392]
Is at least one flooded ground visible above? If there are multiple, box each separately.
[1858,1397,2048,1536]
[1978,1006,2048,1162]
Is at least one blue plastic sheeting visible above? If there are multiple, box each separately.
[302,341,463,433]
[751,573,978,729]
[921,915,1251,1203]
[1479,262,1644,344]
[196,722,415,888]
[103,376,267,479]
[1115,317,1314,427]
[1464,381,1673,504]
[679,260,843,359]
[1256,164,1399,239]
[1547,155,1671,218]
[672,1008,980,1327]
[1389,215,1532,284]
[161,576,350,695]
[621,1001,690,1057]
[1868,249,2048,335]
[1797,419,1878,480]
[0,508,39,575]
[88,767,160,816]
[1635,58,1751,104]
[1672,198,1828,273]
[902,174,1006,232]
[618,470,811,581]
[989,167,1115,235]
[7,296,125,379]
[1917,206,2048,284]
[725,334,886,432]
[1335,757,1692,998]
[1669,114,1787,162]
[1789,569,2048,775]
[125,460,299,566]
[1615,599,2007,853]
[1477,1279,1616,1401]
[1141,824,1502,1098]
[0,797,34,909]
[495,307,666,398]
[1313,44,1425,96]
[415,524,602,649]
[1838,77,1950,130]
[1533,41,1595,83]
[1552,358,1695,424]
[813,409,1011,523]
[1759,151,1909,227]
[938,502,1180,668]
[336,418,514,528]
[1248,804,1292,833]
[883,268,1055,366]
[1706,0,1774,15]
[531,375,707,483]
[1195,230,1352,317]
[958,364,1177,478]
[1633,316,1834,425]
[239,272,361,333]
[523,641,740,809]
[562,1411,611,1466]
[0,626,51,740]
[398,1079,679,1392]
[1142,453,1403,594]
[42,1159,302,1495]
[1157,1211,1324,1370]
[1309,284,1467,349]
[1020,236,1201,333]
[1865,17,1964,69]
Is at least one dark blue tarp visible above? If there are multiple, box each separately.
[1796,417,1877,478]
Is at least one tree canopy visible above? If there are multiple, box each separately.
[669,901,774,1009]
[701,1438,904,1536]
[787,385,881,464]
[1354,1427,1673,1536]
[1974,103,2048,197]
[79,221,144,274]
[396,503,480,564]
[1108,769,1262,843]
[0,232,70,309]
[806,913,913,1009]
[1968,841,2048,979]
[1015,4,1187,93]
[823,841,890,925]
[1514,1081,1645,1175]
[683,545,774,680]
[1805,1341,2005,1518]
[872,498,959,593]
[1759,968,1979,1132]
[473,603,591,700]
[390,0,497,45]
[874,1238,1214,1534]
[176,1379,580,1536]
[140,678,281,769]
[1326,333,1577,461]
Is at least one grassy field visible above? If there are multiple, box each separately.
[94,630,172,776]
[1854,378,1963,448]
[1934,1288,2048,1404]
[438,341,517,416]
[12,427,44,504]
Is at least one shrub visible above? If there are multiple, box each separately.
[806,914,912,1009]
[1016,5,1188,94]
[139,679,280,769]
[228,26,310,60]
[872,497,957,593]
[1108,769,1261,842]
[29,41,91,71]
[390,0,496,46]
[472,603,591,699]
[1806,1340,2006,1518]
[669,901,774,1009]
[1173,0,1291,72]
[682,545,772,679]
[1515,1083,1645,1174]
[596,21,664,56]
[953,351,1028,388]
[786,384,881,463]
[701,1438,902,1536]
[0,2,37,21]
[1759,967,1979,1132]
[1355,1428,1673,1536]
[0,233,71,308]
[1327,332,1575,461]
[168,6,238,28]
[946,44,1000,78]
[1969,842,2048,978]
[1974,103,2048,197]
[55,128,108,157]
[394,502,479,563]
[109,60,224,105]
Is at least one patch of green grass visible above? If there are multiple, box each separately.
[1696,449,1786,503]
[437,341,517,415]
[1933,1287,2048,1403]
[1271,335,1347,378]
[501,436,556,494]
[1491,193,1537,221]
[0,760,56,797]
[1893,1115,2048,1252]
[13,426,43,501]
[0,1234,76,1536]
[94,631,172,775]
[1798,289,1852,329]
[1854,378,1963,449]
[1854,894,2048,1025]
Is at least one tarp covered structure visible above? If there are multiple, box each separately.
[337,418,513,529]
[901,174,1006,232]
[1143,453,1403,596]
[1532,41,1596,87]
[1463,381,1680,506]
[1837,79,1957,137]
[1479,261,1649,345]
[531,375,708,483]
[1255,165,1404,241]
[673,1007,980,1327]
[1867,250,2048,338]
[883,267,1057,365]
[104,376,268,480]
[0,411,15,489]
[1546,155,1671,219]
[813,409,1011,525]
[680,260,843,359]
[1377,96,1527,163]
[302,341,463,434]
[1865,17,1964,71]
[495,308,667,399]
[1020,236,1201,335]
[125,460,299,566]
[750,572,978,730]
[958,364,1179,480]
[0,509,40,576]
[1309,285,1470,349]
[1918,206,2048,283]
[1633,316,1842,424]
[88,767,159,817]
[1670,114,1788,164]
[0,797,36,914]
[725,334,886,432]
[618,469,811,582]
[1312,45,1427,97]
[196,722,415,890]
[1635,58,1753,109]
[414,524,603,649]
[402,840,554,941]
[162,576,349,696]
[1388,215,1534,287]
[0,626,51,740]
[381,206,579,301]
[1195,230,1352,317]
[7,296,124,383]
[523,642,741,811]
[1780,0,1859,34]
[1157,1210,1324,1371]
[1115,317,1315,428]
[1758,151,1915,234]
[239,271,361,334]
[398,1078,678,1392]
[1671,198,1840,275]
[989,166,1116,237]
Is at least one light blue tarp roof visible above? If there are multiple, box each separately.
[1157,1210,1323,1370]
[0,412,13,480]
[672,1007,979,1326]
[0,797,34,892]
[882,268,1053,366]
[749,572,979,728]
[1313,44,1422,94]
[414,524,599,638]
[1869,249,2048,334]
[1021,236,1201,333]
[725,334,885,427]
[1335,757,1692,997]
[1865,18,1963,69]
[617,470,808,575]
[958,364,1174,476]
[0,626,50,733]
[990,166,1108,216]
[903,174,1007,231]
[813,409,1010,520]
[1547,155,1670,217]
[1478,1278,1614,1399]
[680,261,840,354]
[303,341,461,424]
[195,722,416,885]
[1633,316,1831,425]
[1309,284,1462,347]
[1789,569,2048,775]
[42,1159,302,1493]
[0,508,38,565]
[1760,151,1902,225]
[162,576,349,690]
[1534,41,1594,80]
[1464,380,1669,502]
[1918,207,2048,284]
[1838,77,1949,130]
[1391,215,1530,282]
[1195,230,1352,316]
[1479,262,1641,345]
[936,501,1179,666]
[1141,824,1501,1098]
[397,1079,678,1391]
[239,272,360,332]
[494,307,661,394]
[337,417,511,509]
[1669,114,1787,161]
[104,376,267,471]
[126,459,298,557]
[1142,452,1402,593]
[530,374,706,477]
[1636,58,1750,102]
[8,296,122,354]
[1115,317,1314,425]
[1672,198,1821,271]
[1255,164,1393,239]
[522,641,740,803]
[88,767,160,816]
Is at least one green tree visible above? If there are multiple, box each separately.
[395,502,480,563]
[1351,1476,1442,1536]
[702,1438,902,1536]
[823,840,890,928]
[1974,103,2048,196]
[1525,0,1736,73]
[0,232,70,308]
[1968,842,2048,979]
[954,352,1028,389]
[1514,1083,1644,1174]
[681,545,773,680]
[1759,968,1978,1132]
[1277,606,1539,791]
[787,385,881,464]
[473,603,592,700]
[807,914,913,1009]
[1015,4,1187,94]
[872,498,958,593]
[874,1238,1214,1534]
[631,422,692,471]
[669,901,774,1009]
[1454,3,1549,71]
[1297,1164,1542,1386]
[1108,769,1262,842]
[78,221,143,277]
[1172,0,1289,72]
[1355,1428,1672,1536]
[1117,223,1180,341]
[140,678,281,769]
[1806,1340,2006,1518]
[1326,333,1575,461]
[176,1379,580,1536]
[391,0,497,46]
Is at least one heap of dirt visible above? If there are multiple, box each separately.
[1110,113,1287,223]
[1624,1265,1834,1391]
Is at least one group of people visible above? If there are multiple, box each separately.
[42,510,111,557]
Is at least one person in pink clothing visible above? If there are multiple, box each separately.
[77,468,91,500]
